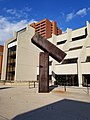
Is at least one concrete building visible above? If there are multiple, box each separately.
[0,45,3,79]
[1,19,61,82]
[1,25,40,81]
[1,19,90,87]
[49,21,90,87]
[30,18,62,39]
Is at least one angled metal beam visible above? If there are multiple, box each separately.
[31,32,66,63]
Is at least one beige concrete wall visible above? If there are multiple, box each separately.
[86,48,90,56]
[72,27,86,38]
[15,26,40,81]
[57,32,67,42]
[82,62,90,74]
[65,49,82,59]
[1,43,7,80]
[69,38,85,49]
[57,44,65,51]
[55,64,77,74]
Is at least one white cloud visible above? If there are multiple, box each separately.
[66,13,74,21]
[3,7,32,19]
[24,7,32,12]
[76,8,87,17]
[66,7,90,22]
[0,16,37,45]
[88,7,90,11]
[6,9,16,14]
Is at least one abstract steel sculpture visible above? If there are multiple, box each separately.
[31,33,66,93]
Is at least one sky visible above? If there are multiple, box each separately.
[0,0,90,45]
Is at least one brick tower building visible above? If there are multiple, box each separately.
[30,18,62,39]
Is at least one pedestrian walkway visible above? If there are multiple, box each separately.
[0,85,90,120]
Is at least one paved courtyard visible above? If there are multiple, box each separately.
[0,84,90,120]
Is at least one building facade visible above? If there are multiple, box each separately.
[1,19,61,82]
[30,18,62,39]
[1,26,40,81]
[0,45,3,79]
[1,19,90,87]
[49,21,90,87]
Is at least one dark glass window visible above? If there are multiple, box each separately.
[72,28,87,41]
[62,58,77,64]
[57,40,67,45]
[69,46,82,51]
[86,56,90,62]
[82,74,90,86]
[6,46,16,81]
[49,61,52,66]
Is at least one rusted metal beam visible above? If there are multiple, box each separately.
[31,32,66,63]
[31,33,66,93]
[39,52,49,93]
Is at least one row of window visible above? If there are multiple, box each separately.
[61,58,77,64]
[55,56,90,65]
[57,28,87,45]
[6,45,16,80]
[53,74,90,86]
[69,46,82,51]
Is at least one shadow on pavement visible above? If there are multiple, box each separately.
[12,99,90,120]
[49,85,58,92]
[0,87,12,90]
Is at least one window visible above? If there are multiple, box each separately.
[49,61,52,66]
[62,58,77,64]
[86,56,90,62]
[6,46,16,81]
[69,46,82,51]
[82,74,90,86]
[72,28,87,41]
[72,35,87,41]
[57,40,67,45]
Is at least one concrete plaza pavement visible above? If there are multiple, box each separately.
[0,84,90,120]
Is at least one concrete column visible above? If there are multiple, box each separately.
[51,34,57,83]
[67,28,72,42]
[1,42,8,80]
[63,28,72,51]
[52,60,56,84]
[86,21,90,37]
[77,59,83,87]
